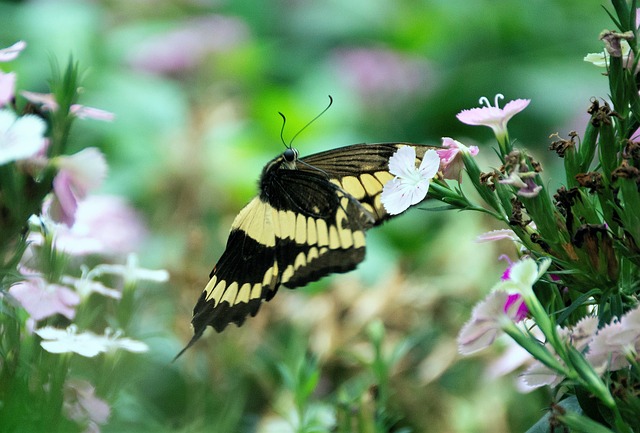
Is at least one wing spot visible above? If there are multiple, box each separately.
[342,176,366,200]
[294,251,307,270]
[263,263,278,287]
[295,213,306,244]
[281,265,294,284]
[338,226,353,248]
[353,230,366,248]
[330,179,342,189]
[234,199,275,247]
[237,283,251,304]
[329,225,341,249]
[316,219,329,246]
[360,173,383,196]
[221,282,238,305]
[203,276,217,299]
[307,217,317,245]
[307,246,319,262]
[209,280,226,307]
[374,171,394,186]
[250,283,262,300]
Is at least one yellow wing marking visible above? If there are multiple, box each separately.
[236,283,251,304]
[374,170,394,185]
[294,251,307,270]
[233,198,276,247]
[207,279,226,306]
[221,282,238,305]
[307,216,317,245]
[316,219,329,246]
[328,225,340,249]
[295,213,307,244]
[250,283,262,300]
[360,173,384,196]
[342,176,366,200]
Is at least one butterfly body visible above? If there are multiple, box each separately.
[185,142,434,351]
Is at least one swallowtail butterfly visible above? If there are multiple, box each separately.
[180,141,435,354]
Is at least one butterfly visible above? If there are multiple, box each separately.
[177,140,435,356]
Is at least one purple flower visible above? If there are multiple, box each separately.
[456,94,530,141]
[380,147,439,215]
[0,41,26,62]
[8,276,80,321]
[436,137,479,182]
[0,109,47,165]
[50,148,108,226]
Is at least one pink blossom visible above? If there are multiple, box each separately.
[0,41,26,62]
[20,91,115,122]
[35,195,147,256]
[475,229,518,243]
[127,15,248,73]
[50,148,108,226]
[456,94,530,140]
[332,47,431,105]
[520,316,598,391]
[9,277,80,321]
[0,72,16,107]
[63,380,110,432]
[436,137,479,182]
[457,290,527,355]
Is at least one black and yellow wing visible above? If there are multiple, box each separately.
[183,142,434,352]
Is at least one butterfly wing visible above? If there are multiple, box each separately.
[185,142,434,349]
[299,143,434,224]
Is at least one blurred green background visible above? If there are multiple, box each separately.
[0,0,613,431]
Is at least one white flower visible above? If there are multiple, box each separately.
[92,253,170,285]
[36,325,148,357]
[0,41,26,62]
[381,147,439,215]
[0,109,46,165]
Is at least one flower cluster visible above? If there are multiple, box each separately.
[0,42,168,433]
[378,3,640,430]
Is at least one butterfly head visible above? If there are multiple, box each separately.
[282,147,299,169]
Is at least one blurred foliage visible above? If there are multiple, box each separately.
[0,0,615,431]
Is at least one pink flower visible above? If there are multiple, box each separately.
[456,94,530,140]
[50,148,108,226]
[63,379,110,432]
[381,147,440,215]
[0,41,26,62]
[9,276,80,321]
[436,137,479,182]
[127,15,248,73]
[35,195,147,256]
[0,109,47,165]
[0,72,16,107]
[457,290,528,355]
[332,47,431,105]
[475,229,518,243]
[586,306,640,373]
[520,316,598,391]
[20,91,115,121]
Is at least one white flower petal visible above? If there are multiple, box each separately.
[388,146,417,178]
[0,111,47,165]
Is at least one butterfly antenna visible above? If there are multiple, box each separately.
[279,95,334,149]
[278,111,289,149]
